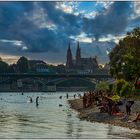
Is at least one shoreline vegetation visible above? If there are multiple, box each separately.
[68,98,140,131]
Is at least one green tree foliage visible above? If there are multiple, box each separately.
[114,79,126,96]
[114,79,133,97]
[17,56,30,73]
[95,81,109,92]
[120,82,132,98]
[109,27,140,82]
[0,60,9,73]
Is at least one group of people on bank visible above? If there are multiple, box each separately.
[82,91,140,121]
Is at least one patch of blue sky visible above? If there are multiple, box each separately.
[77,2,105,14]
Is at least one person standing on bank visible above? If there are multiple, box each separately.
[126,100,134,115]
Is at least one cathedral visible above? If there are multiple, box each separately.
[66,42,99,73]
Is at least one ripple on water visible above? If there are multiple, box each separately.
[0,92,139,138]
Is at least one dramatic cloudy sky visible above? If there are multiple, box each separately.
[0,1,140,65]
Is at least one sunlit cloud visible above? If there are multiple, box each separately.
[99,35,126,44]
[84,11,97,19]
[28,3,57,30]
[56,2,79,14]
[134,2,140,16]
[56,3,73,14]
[0,53,20,64]
[95,1,114,9]
[69,32,93,43]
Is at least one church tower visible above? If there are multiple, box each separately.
[76,41,81,63]
[66,41,73,69]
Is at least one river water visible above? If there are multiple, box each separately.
[0,92,139,138]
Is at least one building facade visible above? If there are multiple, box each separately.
[66,42,99,74]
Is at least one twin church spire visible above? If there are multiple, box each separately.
[66,41,81,68]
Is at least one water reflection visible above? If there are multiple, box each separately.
[76,121,82,138]
[66,112,73,137]
[0,92,139,138]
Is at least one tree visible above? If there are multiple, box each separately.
[95,81,109,92]
[16,56,30,73]
[0,60,9,73]
[8,64,17,73]
[120,82,133,98]
[109,27,140,82]
[113,79,126,96]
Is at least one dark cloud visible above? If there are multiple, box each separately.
[0,1,139,64]
[83,1,133,40]
[0,2,81,53]
[39,2,82,36]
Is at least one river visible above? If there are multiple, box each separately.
[0,92,139,138]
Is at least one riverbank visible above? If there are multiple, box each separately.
[68,98,140,131]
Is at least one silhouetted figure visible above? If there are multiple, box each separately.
[107,98,114,115]
[67,114,72,116]
[78,93,82,98]
[66,93,69,99]
[59,96,62,99]
[126,100,134,115]
[29,97,33,103]
[95,96,99,106]
[22,92,24,95]
[87,93,92,107]
[36,96,39,106]
[59,104,63,107]
[74,94,76,98]
[83,93,87,108]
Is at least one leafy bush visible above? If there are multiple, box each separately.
[95,81,109,92]
[113,79,127,95]
[120,82,132,98]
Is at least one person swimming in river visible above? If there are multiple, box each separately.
[59,96,62,99]
[78,93,82,98]
[36,96,39,106]
[66,93,69,99]
[29,96,33,103]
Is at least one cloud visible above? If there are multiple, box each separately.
[0,2,82,54]
[134,2,140,16]
[83,1,133,40]
[0,1,139,64]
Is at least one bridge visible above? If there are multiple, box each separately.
[0,73,112,79]
[0,73,114,92]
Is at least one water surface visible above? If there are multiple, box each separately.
[0,92,139,138]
